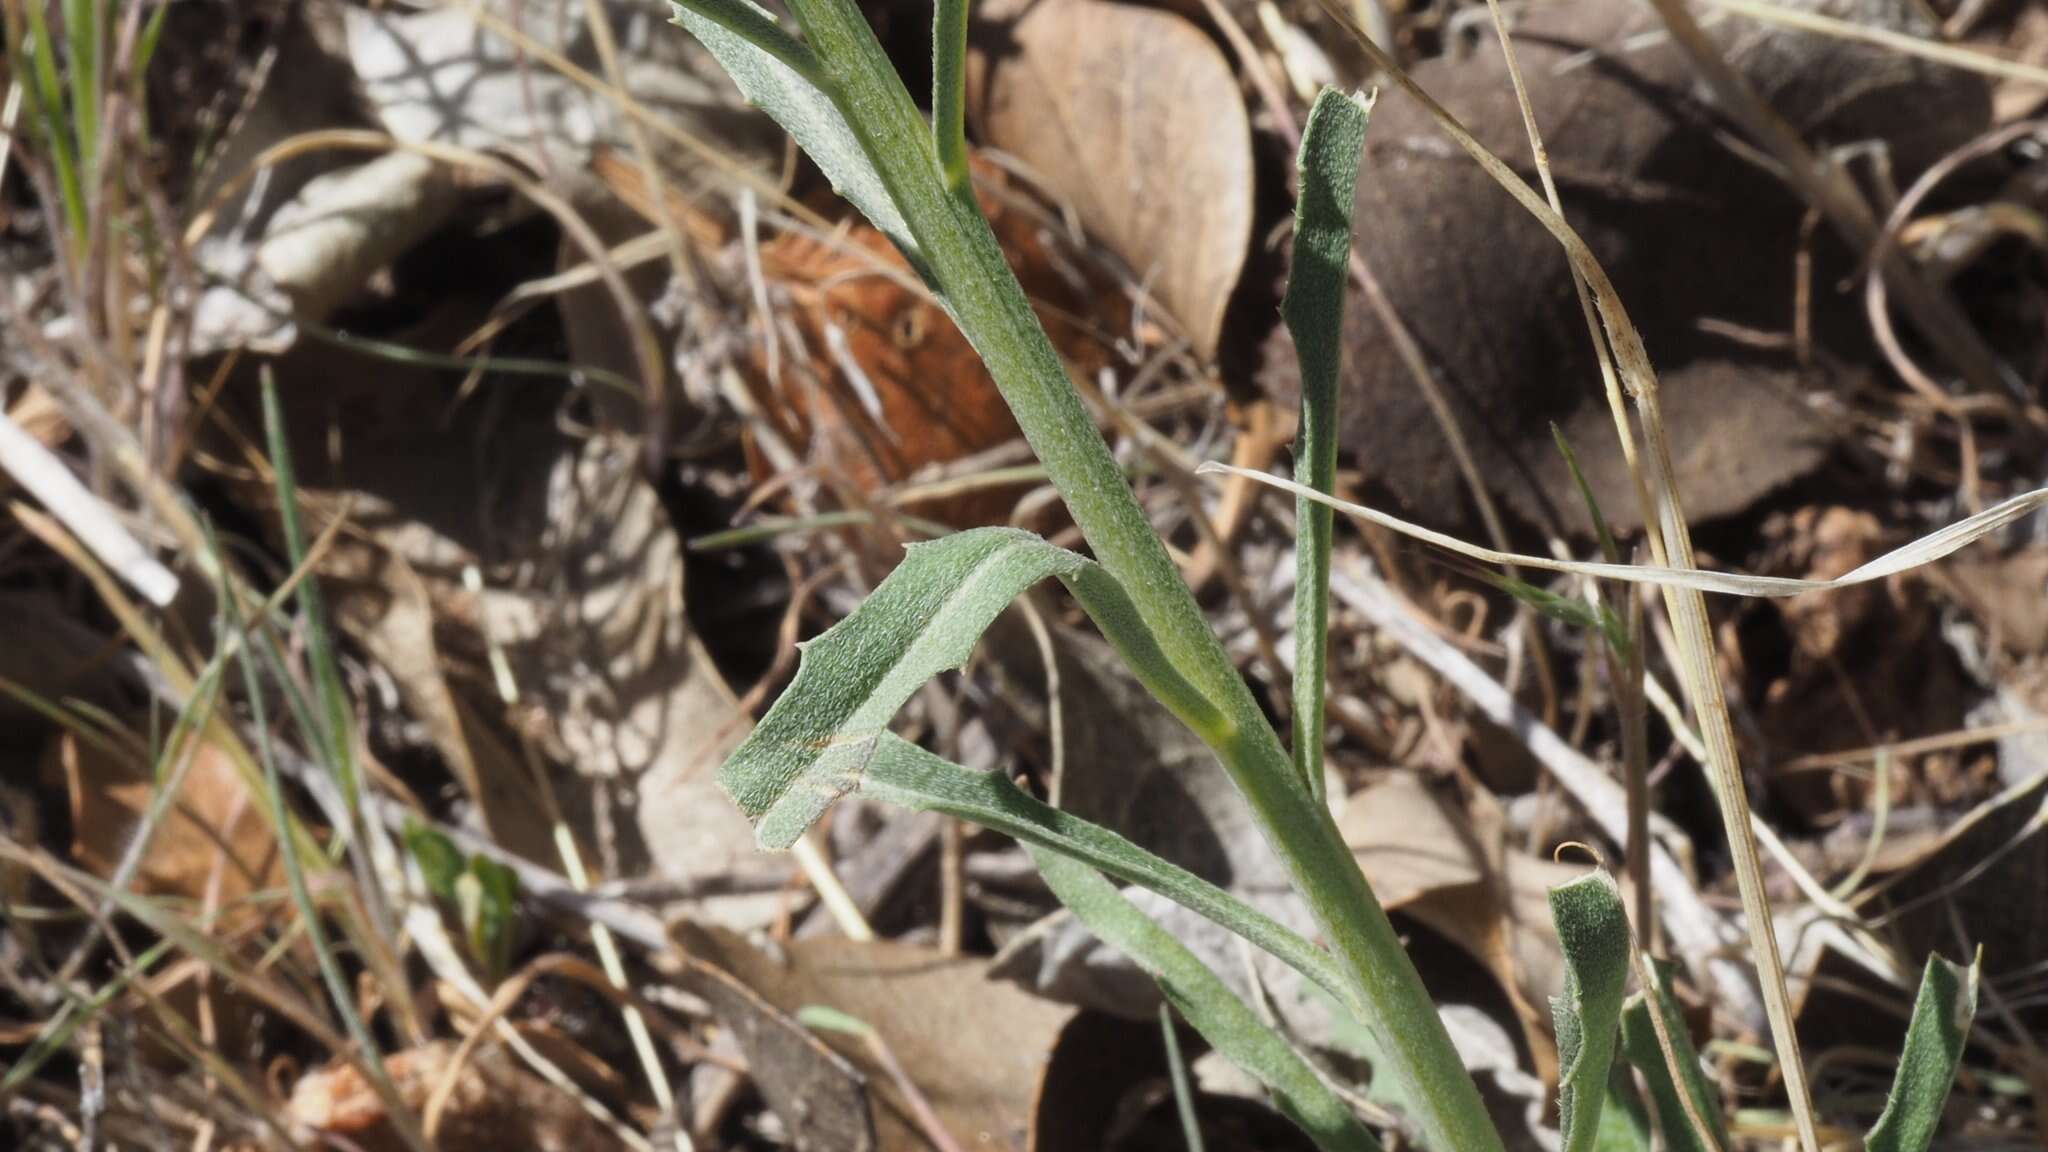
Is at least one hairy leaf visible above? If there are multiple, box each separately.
[668,0,922,267]
[818,730,1344,1001]
[1865,953,1979,1152]
[719,526,1215,848]
[1547,871,1631,1152]
[1032,850,1381,1152]
[1285,87,1371,801]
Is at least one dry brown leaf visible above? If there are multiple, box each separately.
[47,731,281,910]
[968,0,1253,359]
[741,164,1120,527]
[677,922,1074,1151]
[325,534,555,863]
[665,936,878,1151]
[288,1040,627,1152]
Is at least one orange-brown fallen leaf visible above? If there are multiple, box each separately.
[289,1040,628,1152]
[746,167,1121,528]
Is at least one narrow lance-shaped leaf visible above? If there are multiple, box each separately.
[1864,952,1980,1152]
[804,729,1346,1004]
[707,526,1345,997]
[1284,87,1371,802]
[718,526,1221,849]
[1032,849,1382,1152]
[1548,871,1631,1152]
[667,0,924,270]
[1620,959,1727,1152]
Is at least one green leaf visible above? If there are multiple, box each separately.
[1864,952,1979,1152]
[814,730,1345,1003]
[1547,871,1631,1152]
[403,819,465,904]
[1551,423,1620,566]
[1470,567,1630,656]
[261,368,359,805]
[1284,87,1370,803]
[1594,1067,1652,1152]
[464,855,519,984]
[667,0,922,267]
[1032,850,1382,1152]
[1620,959,1727,1152]
[718,526,1220,850]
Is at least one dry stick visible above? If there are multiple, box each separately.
[1477,0,1664,959]
[1701,0,2048,90]
[1864,123,2048,482]
[423,952,723,1142]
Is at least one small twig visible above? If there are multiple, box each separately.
[0,407,175,605]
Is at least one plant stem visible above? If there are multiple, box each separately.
[776,2,1499,1147]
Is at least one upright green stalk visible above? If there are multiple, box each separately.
[761,3,1499,1147]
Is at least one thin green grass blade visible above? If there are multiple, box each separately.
[1548,871,1631,1152]
[210,526,430,1152]
[1621,959,1727,1152]
[62,0,98,183]
[133,0,167,80]
[1864,952,1980,1152]
[1033,850,1381,1152]
[719,525,1222,848]
[1551,423,1620,565]
[1162,1002,1209,1152]
[1283,87,1370,803]
[259,368,359,806]
[667,0,922,268]
[20,3,84,241]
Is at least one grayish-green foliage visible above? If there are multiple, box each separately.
[1865,953,1979,1152]
[1621,959,1727,1152]
[1546,872,1631,1152]
[667,0,922,267]
[1284,88,1371,802]
[1033,851,1382,1152]
[788,729,1348,1002]
[715,527,1218,848]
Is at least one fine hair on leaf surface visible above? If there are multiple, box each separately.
[661,0,2001,1147]
[669,0,1498,1135]
[1284,86,1371,804]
